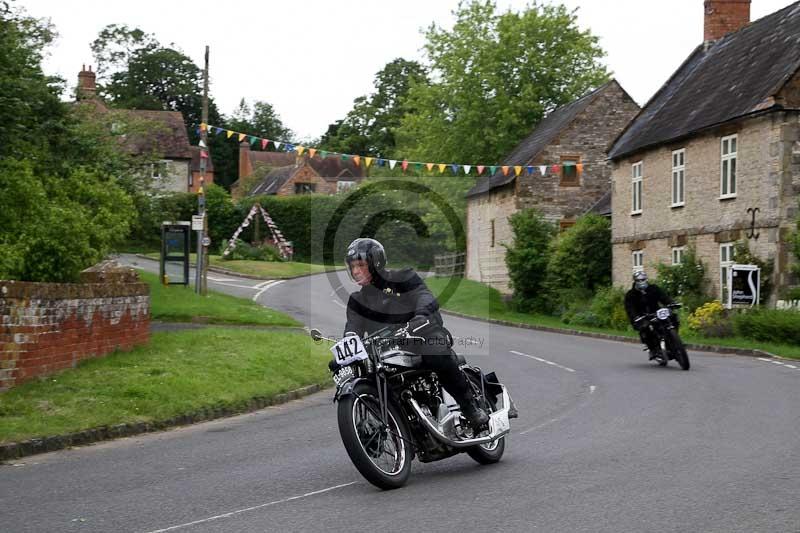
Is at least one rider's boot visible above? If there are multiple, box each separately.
[459,396,489,431]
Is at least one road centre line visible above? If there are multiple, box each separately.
[510,350,575,373]
[141,481,357,533]
[252,280,284,302]
[757,357,798,371]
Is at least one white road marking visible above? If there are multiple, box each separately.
[590,385,597,394]
[254,280,275,289]
[252,280,284,302]
[207,276,239,282]
[141,481,357,533]
[510,350,575,373]
[757,358,773,362]
[785,365,797,369]
[757,358,798,371]
[211,281,260,290]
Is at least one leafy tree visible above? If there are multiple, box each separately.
[504,209,556,311]
[319,58,428,158]
[396,0,609,164]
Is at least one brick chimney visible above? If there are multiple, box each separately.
[77,64,96,100]
[704,0,751,42]
[239,141,252,181]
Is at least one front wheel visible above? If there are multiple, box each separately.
[337,382,413,490]
[666,329,690,370]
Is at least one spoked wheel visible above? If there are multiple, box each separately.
[337,382,413,490]
[465,375,506,465]
[667,330,691,370]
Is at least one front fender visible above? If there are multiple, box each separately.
[333,377,372,403]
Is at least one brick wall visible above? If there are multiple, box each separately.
[611,111,800,301]
[276,165,334,196]
[0,265,150,391]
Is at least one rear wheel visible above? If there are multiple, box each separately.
[666,329,690,371]
[337,382,413,490]
[465,374,506,465]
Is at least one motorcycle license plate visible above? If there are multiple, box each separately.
[333,365,354,386]
[330,336,368,366]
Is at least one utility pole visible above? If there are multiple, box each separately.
[196,45,210,295]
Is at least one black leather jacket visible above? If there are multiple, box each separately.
[344,268,442,337]
[624,283,674,324]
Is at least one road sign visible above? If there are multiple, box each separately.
[202,236,211,247]
[192,215,205,231]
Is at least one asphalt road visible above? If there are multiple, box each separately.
[2,256,798,532]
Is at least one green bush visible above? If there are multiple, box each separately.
[590,286,630,331]
[733,242,773,303]
[687,300,733,338]
[221,239,282,262]
[783,286,800,301]
[733,308,800,345]
[655,246,709,312]
[545,214,611,295]
[504,209,556,312]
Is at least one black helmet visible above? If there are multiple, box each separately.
[345,238,387,281]
[633,270,649,291]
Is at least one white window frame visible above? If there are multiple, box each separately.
[720,243,735,303]
[720,135,737,199]
[672,246,686,265]
[671,149,685,207]
[631,161,643,215]
[632,250,644,272]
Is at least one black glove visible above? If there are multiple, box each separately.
[408,315,432,335]
[632,316,645,331]
[328,359,341,373]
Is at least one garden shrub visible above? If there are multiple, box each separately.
[504,209,556,312]
[589,286,630,331]
[687,300,733,337]
[655,246,709,312]
[733,308,800,345]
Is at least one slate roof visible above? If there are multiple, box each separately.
[247,151,364,178]
[585,190,611,217]
[466,80,618,198]
[609,1,800,160]
[250,166,298,196]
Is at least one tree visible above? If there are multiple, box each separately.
[395,0,609,164]
[319,58,428,158]
[504,209,556,311]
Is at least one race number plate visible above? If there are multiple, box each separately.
[656,308,671,320]
[330,336,368,366]
[489,410,510,435]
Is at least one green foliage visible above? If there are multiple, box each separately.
[396,0,609,163]
[687,300,733,338]
[733,241,773,303]
[221,239,282,262]
[590,286,630,331]
[504,209,556,312]
[319,58,429,158]
[733,309,800,345]
[545,215,611,297]
[655,247,709,312]
[0,159,133,282]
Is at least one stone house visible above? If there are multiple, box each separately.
[75,66,213,193]
[232,143,364,198]
[465,80,640,292]
[608,0,800,304]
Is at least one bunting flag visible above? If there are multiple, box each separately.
[200,150,208,159]
[202,123,591,182]
[198,139,206,148]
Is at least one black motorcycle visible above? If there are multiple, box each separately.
[635,303,690,370]
[310,325,514,490]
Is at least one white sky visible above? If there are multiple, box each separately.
[18,0,798,141]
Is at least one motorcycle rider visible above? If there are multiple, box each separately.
[339,238,490,431]
[624,270,677,360]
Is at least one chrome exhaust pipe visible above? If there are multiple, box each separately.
[406,388,511,449]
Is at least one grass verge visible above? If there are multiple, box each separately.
[143,252,333,279]
[425,277,800,360]
[141,271,300,326]
[0,328,331,444]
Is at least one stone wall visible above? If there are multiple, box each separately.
[466,185,517,293]
[611,111,800,301]
[0,264,150,391]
